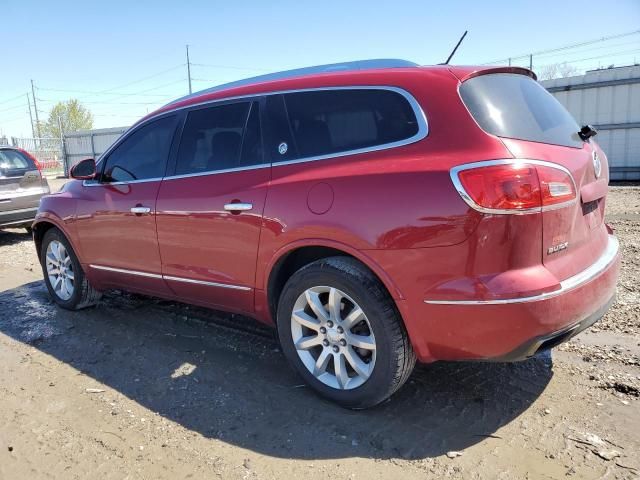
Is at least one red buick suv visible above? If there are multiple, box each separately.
[34,60,620,408]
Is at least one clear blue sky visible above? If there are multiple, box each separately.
[1,0,639,137]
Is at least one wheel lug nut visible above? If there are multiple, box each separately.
[327,321,334,328]
[339,339,347,347]
[320,327,326,334]
[323,339,330,347]
[332,345,339,353]
[337,326,344,334]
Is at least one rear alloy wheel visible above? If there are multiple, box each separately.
[291,286,376,390]
[40,228,102,310]
[277,256,415,409]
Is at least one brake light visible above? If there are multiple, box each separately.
[452,160,576,213]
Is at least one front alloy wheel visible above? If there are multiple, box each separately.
[291,286,376,390]
[45,240,75,300]
[40,227,102,310]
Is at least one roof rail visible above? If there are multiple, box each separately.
[169,58,419,105]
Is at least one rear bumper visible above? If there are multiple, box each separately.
[393,234,620,362]
[0,207,38,228]
[486,293,615,362]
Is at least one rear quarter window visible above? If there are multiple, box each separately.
[273,88,421,161]
[460,73,583,148]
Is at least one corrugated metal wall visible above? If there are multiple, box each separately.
[542,65,640,181]
[63,126,128,175]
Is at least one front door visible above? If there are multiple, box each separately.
[156,100,269,313]
[75,115,178,296]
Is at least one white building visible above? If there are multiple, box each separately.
[542,65,640,181]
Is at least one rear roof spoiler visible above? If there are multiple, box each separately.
[449,66,537,82]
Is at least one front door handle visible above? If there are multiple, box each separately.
[130,206,151,215]
[224,202,253,212]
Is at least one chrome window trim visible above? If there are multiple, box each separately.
[424,234,619,305]
[163,163,271,182]
[83,177,164,187]
[269,86,428,167]
[83,86,428,187]
[89,264,251,291]
[450,159,579,215]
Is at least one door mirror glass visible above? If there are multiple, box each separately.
[70,158,96,180]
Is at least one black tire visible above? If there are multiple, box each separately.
[40,227,102,310]
[276,256,416,409]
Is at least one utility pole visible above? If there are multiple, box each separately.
[529,54,533,71]
[26,93,36,139]
[186,45,192,94]
[31,80,41,138]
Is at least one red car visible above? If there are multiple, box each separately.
[34,60,620,408]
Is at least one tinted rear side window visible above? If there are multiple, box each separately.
[176,101,263,175]
[273,89,419,161]
[460,73,582,148]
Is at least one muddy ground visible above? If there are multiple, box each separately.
[0,180,638,479]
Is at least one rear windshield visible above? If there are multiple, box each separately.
[0,149,35,171]
[460,73,582,148]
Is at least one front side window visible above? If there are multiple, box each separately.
[175,101,263,175]
[278,89,420,160]
[102,115,176,183]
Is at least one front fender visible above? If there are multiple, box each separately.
[33,193,80,261]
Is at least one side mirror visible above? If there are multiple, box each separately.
[70,158,96,180]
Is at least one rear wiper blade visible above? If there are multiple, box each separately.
[578,124,598,141]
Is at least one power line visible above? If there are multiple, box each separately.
[0,92,27,106]
[510,48,640,68]
[36,86,172,97]
[0,102,27,114]
[191,62,270,73]
[85,64,186,95]
[482,29,640,65]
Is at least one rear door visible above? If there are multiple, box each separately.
[75,115,178,296]
[0,148,47,215]
[156,99,269,313]
[460,72,609,280]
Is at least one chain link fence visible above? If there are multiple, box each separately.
[9,137,64,175]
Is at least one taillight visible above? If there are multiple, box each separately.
[451,160,577,214]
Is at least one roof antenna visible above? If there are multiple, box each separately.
[442,30,468,65]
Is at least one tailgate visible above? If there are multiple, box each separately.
[502,138,609,281]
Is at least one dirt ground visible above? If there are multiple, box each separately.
[0,179,638,480]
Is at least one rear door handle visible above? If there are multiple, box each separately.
[130,206,151,215]
[224,202,253,212]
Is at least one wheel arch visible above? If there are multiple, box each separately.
[264,240,405,325]
[32,216,79,262]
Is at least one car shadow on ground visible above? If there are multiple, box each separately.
[0,229,32,246]
[0,280,553,460]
